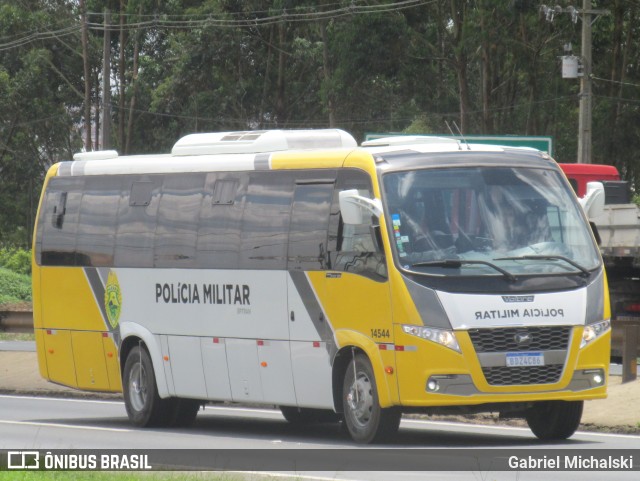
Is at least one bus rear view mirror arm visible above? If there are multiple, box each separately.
[339,189,383,225]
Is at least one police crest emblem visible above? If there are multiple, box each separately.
[105,270,122,329]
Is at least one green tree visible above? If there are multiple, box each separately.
[0,1,84,247]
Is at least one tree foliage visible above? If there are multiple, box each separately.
[1,0,639,246]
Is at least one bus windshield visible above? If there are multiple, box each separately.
[382,166,601,277]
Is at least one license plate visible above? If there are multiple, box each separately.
[506,352,544,367]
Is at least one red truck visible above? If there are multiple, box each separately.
[559,163,640,369]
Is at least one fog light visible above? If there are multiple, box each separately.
[427,379,440,392]
[583,369,605,386]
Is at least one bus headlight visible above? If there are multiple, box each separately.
[581,320,610,348]
[402,325,461,353]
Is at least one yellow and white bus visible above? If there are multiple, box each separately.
[32,129,610,443]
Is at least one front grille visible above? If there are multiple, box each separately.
[482,365,564,386]
[468,326,572,353]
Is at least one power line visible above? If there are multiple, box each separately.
[0,0,432,51]
[593,94,640,105]
[0,24,81,52]
[89,0,431,30]
[592,76,640,89]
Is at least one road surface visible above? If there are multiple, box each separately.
[0,394,638,480]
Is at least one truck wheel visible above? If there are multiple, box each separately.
[525,400,583,440]
[123,345,174,427]
[342,354,401,443]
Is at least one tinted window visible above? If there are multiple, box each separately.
[328,169,386,280]
[40,177,84,266]
[240,172,295,269]
[75,176,122,266]
[212,179,239,205]
[382,166,600,276]
[114,176,162,268]
[155,174,205,268]
[197,173,246,269]
[288,177,335,271]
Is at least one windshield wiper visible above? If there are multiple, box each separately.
[409,259,517,282]
[494,255,590,276]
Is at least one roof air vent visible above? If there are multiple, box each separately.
[72,150,119,161]
[361,136,459,148]
[171,129,356,156]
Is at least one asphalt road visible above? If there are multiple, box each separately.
[0,341,35,352]
[1,394,639,480]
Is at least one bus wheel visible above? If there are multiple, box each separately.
[342,354,401,443]
[171,399,201,427]
[123,345,173,427]
[280,406,340,425]
[525,400,583,440]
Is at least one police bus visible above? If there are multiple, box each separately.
[32,129,610,443]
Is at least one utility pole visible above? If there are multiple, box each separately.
[577,0,592,164]
[80,0,92,151]
[541,2,608,164]
[102,9,111,150]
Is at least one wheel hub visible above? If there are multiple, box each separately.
[128,363,147,411]
[346,373,373,426]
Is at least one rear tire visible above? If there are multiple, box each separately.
[342,353,401,443]
[171,399,201,427]
[123,345,175,427]
[525,400,583,440]
[280,406,340,424]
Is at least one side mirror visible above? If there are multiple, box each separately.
[578,181,605,219]
[339,189,383,225]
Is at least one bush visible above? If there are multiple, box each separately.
[0,267,32,306]
[0,247,31,275]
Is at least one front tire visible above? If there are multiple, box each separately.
[123,345,175,427]
[342,353,401,443]
[525,400,583,440]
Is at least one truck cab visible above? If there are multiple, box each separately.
[559,162,640,370]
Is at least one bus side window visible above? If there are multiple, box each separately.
[236,172,295,270]
[39,177,84,266]
[113,176,162,268]
[328,170,387,281]
[154,174,204,268]
[75,176,123,267]
[197,173,246,269]
[212,179,239,205]
[287,174,335,271]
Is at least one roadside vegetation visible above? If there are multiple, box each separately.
[0,247,32,307]
[0,332,35,341]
